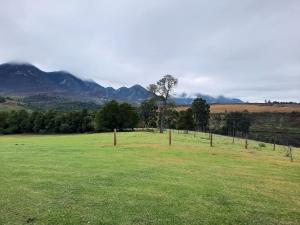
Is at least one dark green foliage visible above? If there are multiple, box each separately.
[192,98,210,131]
[0,111,8,133]
[224,111,251,136]
[177,108,195,131]
[0,109,95,134]
[209,114,222,132]
[95,101,120,131]
[95,101,139,131]
[0,100,140,134]
[119,103,139,130]
[139,99,158,128]
[6,110,30,133]
[0,96,5,103]
[164,108,179,129]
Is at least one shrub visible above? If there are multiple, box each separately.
[258,143,266,148]
[0,96,6,103]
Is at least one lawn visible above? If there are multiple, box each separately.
[0,131,299,225]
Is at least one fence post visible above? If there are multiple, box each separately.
[210,132,213,147]
[113,128,117,146]
[245,134,248,149]
[169,129,172,146]
[273,138,276,150]
[232,130,235,144]
[289,146,293,162]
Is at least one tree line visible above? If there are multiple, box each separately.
[0,101,139,134]
[0,75,251,136]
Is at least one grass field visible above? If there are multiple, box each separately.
[177,103,300,113]
[0,100,27,112]
[0,132,299,225]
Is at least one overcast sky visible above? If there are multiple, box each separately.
[0,0,300,102]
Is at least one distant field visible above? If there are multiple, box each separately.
[0,99,27,111]
[177,103,300,113]
[0,132,299,225]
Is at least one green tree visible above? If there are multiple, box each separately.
[119,103,139,130]
[191,98,210,131]
[163,107,179,129]
[44,110,57,133]
[148,75,178,133]
[0,111,8,133]
[32,112,45,133]
[224,111,251,136]
[95,101,120,131]
[139,99,158,128]
[6,110,30,133]
[0,96,6,103]
[177,108,195,132]
[96,101,139,131]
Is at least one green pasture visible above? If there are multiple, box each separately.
[0,131,299,225]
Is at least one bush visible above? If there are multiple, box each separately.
[0,96,6,103]
[258,143,266,148]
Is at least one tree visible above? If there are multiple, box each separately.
[209,113,222,133]
[96,101,120,131]
[177,108,195,132]
[224,111,251,136]
[139,99,158,128]
[148,75,178,133]
[161,106,179,129]
[0,111,8,133]
[118,103,139,130]
[95,101,139,131]
[81,109,94,132]
[6,110,30,133]
[0,96,6,103]
[44,110,57,133]
[191,98,210,131]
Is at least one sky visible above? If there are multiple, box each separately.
[0,0,300,102]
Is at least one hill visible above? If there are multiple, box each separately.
[0,132,299,224]
[0,63,243,105]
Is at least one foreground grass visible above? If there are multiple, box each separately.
[0,131,299,225]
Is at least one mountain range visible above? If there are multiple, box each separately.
[0,63,243,105]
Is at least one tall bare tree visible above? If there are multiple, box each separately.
[148,75,178,133]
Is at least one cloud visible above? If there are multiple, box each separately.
[0,0,299,102]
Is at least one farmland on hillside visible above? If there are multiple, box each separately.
[0,132,299,225]
[0,98,27,112]
[177,103,300,113]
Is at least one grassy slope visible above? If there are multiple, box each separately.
[177,104,300,113]
[0,132,299,225]
[0,100,27,112]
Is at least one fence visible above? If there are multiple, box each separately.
[112,128,297,162]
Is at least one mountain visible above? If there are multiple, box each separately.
[0,63,149,103]
[0,62,243,105]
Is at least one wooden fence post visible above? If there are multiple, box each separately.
[273,138,276,150]
[113,128,117,146]
[210,132,213,147]
[232,130,235,144]
[245,135,248,149]
[169,129,172,146]
[289,146,293,162]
